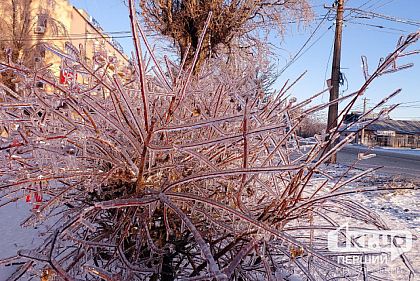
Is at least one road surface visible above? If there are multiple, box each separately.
[337,146,420,179]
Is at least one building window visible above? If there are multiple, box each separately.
[38,13,48,27]
[34,13,48,34]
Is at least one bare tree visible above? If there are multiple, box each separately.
[139,0,312,71]
[297,112,325,138]
[0,0,67,89]
[0,0,34,88]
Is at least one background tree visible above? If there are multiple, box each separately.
[0,0,33,89]
[139,0,312,71]
[297,112,326,138]
[0,0,66,90]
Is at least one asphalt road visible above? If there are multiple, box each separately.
[337,146,420,179]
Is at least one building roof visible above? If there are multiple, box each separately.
[341,119,420,135]
[366,119,420,134]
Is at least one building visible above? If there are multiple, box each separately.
[340,117,420,148]
[0,0,133,139]
[0,0,131,88]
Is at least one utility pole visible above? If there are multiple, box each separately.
[326,0,344,163]
[360,97,369,145]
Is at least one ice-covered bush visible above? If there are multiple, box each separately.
[0,3,418,280]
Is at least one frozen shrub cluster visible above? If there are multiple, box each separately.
[0,4,419,280]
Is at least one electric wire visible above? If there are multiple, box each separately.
[346,21,410,35]
[322,34,335,91]
[278,11,333,75]
[0,34,133,43]
[344,8,420,27]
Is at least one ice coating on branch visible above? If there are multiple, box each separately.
[0,10,418,281]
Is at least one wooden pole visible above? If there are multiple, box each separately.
[360,97,369,145]
[326,0,344,163]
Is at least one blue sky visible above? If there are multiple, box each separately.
[70,0,420,120]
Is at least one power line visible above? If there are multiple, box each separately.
[347,21,409,34]
[365,0,397,11]
[295,25,334,65]
[342,0,376,22]
[327,2,420,37]
[70,31,132,35]
[364,0,388,10]
[371,0,397,10]
[354,102,420,109]
[399,100,420,105]
[398,106,420,108]
[0,13,329,43]
[344,7,420,27]
[0,34,133,43]
[322,33,335,91]
[278,11,332,75]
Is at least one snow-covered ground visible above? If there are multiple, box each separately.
[0,168,418,280]
[0,201,43,279]
[353,178,419,279]
[349,143,420,157]
[327,164,420,280]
